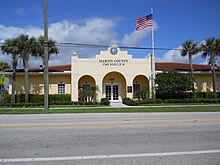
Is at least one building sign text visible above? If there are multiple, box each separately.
[99,59,128,66]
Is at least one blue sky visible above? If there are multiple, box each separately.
[0,0,220,67]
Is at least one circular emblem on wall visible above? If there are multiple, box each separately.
[110,47,118,55]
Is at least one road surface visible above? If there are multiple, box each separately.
[0,112,220,165]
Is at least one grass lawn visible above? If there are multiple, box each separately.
[0,105,219,114]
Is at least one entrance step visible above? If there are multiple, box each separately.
[110,102,128,108]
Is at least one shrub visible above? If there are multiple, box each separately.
[15,94,25,103]
[156,71,193,100]
[122,98,137,106]
[137,99,163,105]
[1,94,11,104]
[29,94,44,103]
[164,98,220,104]
[164,99,182,103]
[10,102,44,107]
[72,101,79,105]
[49,94,71,103]
[84,101,99,105]
[50,101,73,105]
[100,98,110,105]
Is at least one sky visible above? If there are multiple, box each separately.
[0,0,220,68]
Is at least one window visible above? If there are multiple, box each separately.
[133,83,140,92]
[58,82,65,94]
[133,83,140,98]
[82,82,90,90]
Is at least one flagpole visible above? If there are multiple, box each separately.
[150,8,156,99]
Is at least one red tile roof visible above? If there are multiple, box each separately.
[3,64,71,72]
[156,62,220,71]
[2,63,220,73]
[48,65,71,72]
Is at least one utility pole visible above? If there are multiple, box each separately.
[43,0,49,110]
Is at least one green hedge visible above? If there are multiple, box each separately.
[1,94,72,106]
[122,98,137,106]
[156,92,220,100]
[1,94,11,104]
[49,94,71,102]
[1,94,220,107]
[136,99,163,105]
[100,98,110,105]
[195,92,220,98]
[164,98,220,104]
[30,94,44,103]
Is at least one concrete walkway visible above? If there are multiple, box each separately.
[110,102,128,107]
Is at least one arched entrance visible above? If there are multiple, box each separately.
[133,75,149,99]
[102,72,126,102]
[78,75,96,102]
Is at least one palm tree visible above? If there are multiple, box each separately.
[16,34,37,103]
[200,37,220,98]
[1,38,20,105]
[181,40,199,98]
[35,35,59,66]
[90,85,99,103]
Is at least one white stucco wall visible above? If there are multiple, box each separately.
[71,47,152,102]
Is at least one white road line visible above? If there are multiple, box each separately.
[1,150,220,163]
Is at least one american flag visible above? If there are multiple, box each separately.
[135,14,153,31]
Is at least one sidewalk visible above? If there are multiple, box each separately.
[110,102,128,108]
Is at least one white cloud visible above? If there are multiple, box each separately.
[155,46,187,63]
[0,18,160,67]
[156,45,203,64]
[121,22,159,46]
[0,24,43,39]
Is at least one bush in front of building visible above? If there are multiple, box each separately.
[122,98,137,106]
[49,94,71,103]
[1,94,72,106]
[1,94,11,104]
[136,99,163,105]
[100,98,110,105]
[29,94,44,103]
[49,101,73,105]
[195,92,220,99]
[155,71,193,100]
[164,98,220,104]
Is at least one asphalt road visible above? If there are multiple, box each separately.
[0,112,220,165]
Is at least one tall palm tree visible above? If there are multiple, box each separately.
[16,34,37,103]
[200,37,220,98]
[1,38,20,105]
[181,40,199,98]
[35,35,59,66]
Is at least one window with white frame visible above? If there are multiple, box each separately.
[58,82,65,94]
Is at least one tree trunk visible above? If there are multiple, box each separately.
[189,54,195,98]
[11,55,18,105]
[212,68,217,98]
[211,55,217,98]
[24,56,29,104]
[11,69,16,105]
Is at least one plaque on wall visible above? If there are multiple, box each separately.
[127,86,132,93]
